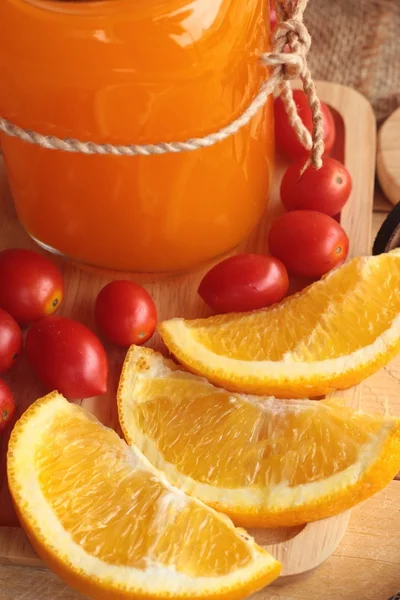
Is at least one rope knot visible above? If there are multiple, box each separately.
[264,19,311,80]
[259,0,324,169]
[273,19,311,56]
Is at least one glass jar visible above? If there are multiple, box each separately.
[0,0,273,273]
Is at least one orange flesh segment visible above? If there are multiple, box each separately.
[132,378,381,488]
[35,406,253,576]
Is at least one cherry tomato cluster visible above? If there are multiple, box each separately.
[0,249,158,430]
[198,90,352,314]
[273,89,351,277]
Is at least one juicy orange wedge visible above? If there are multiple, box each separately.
[7,393,280,600]
[159,250,400,398]
[118,346,400,528]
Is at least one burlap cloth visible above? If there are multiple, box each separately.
[304,0,400,122]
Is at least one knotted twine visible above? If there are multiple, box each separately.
[0,0,324,168]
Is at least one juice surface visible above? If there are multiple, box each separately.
[0,0,273,272]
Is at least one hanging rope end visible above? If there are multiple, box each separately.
[263,0,325,170]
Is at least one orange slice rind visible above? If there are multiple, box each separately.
[7,393,280,600]
[159,250,400,398]
[118,346,400,528]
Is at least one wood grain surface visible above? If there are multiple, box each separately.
[377,107,400,206]
[1,81,396,597]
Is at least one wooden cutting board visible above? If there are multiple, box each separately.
[377,107,400,206]
[0,81,389,596]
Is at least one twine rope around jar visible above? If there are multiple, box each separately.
[0,0,324,168]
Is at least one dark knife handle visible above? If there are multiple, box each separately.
[373,201,400,255]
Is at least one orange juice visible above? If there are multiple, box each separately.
[0,0,273,272]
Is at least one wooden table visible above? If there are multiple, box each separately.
[1,187,399,600]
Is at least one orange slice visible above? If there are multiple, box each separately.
[118,346,400,528]
[159,250,400,397]
[7,393,280,600]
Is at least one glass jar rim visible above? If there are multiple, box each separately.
[14,0,169,18]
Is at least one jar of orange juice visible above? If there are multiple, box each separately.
[0,0,273,273]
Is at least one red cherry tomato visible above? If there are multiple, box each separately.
[270,5,277,29]
[95,281,157,348]
[268,210,349,278]
[0,308,23,373]
[274,90,336,160]
[281,157,352,217]
[0,249,64,326]
[26,316,108,400]
[198,254,289,313]
[0,379,15,433]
